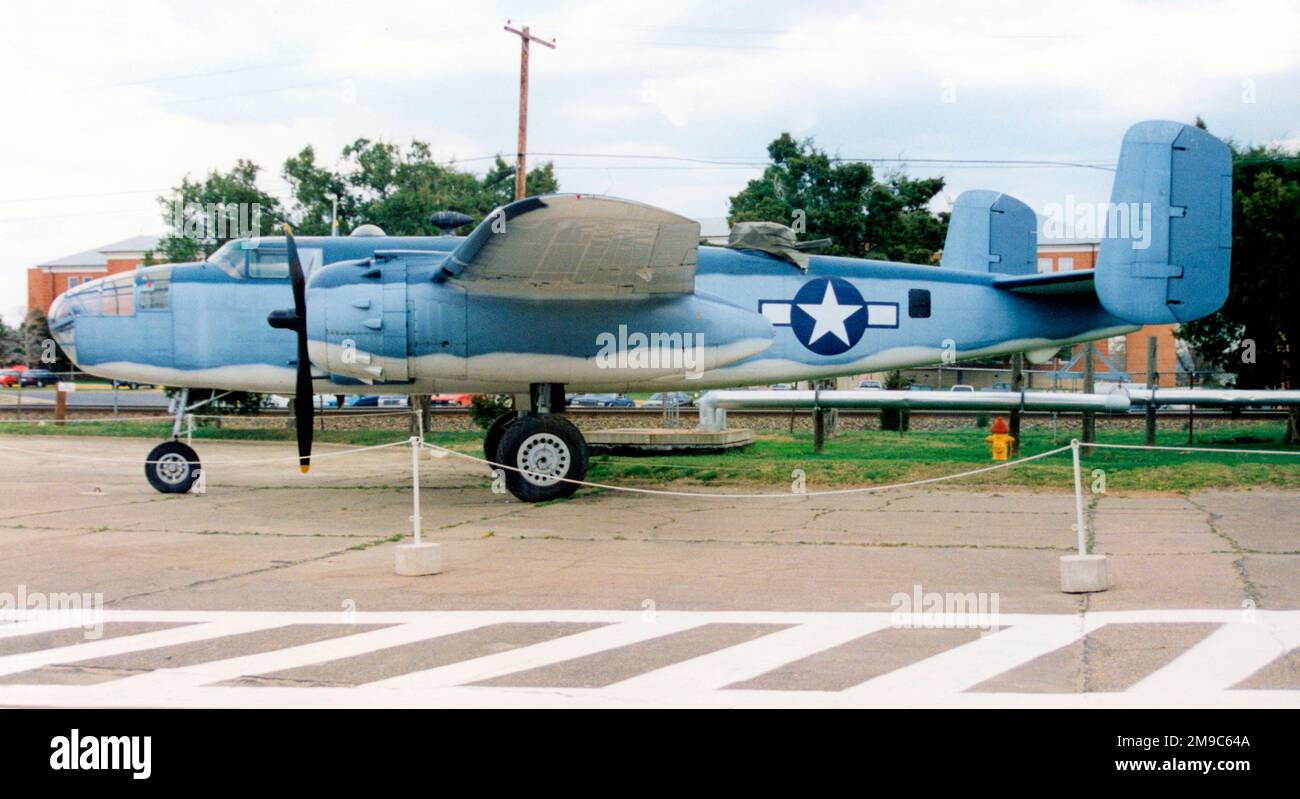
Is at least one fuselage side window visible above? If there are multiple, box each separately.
[908,288,931,319]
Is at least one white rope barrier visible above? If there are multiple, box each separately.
[0,415,177,424]
[420,439,1075,499]
[0,438,412,466]
[1079,441,1300,457]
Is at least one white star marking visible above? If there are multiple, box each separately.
[797,282,862,346]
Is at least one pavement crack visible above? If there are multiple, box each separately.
[1185,494,1263,609]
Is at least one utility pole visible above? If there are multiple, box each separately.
[1145,336,1158,445]
[1009,353,1024,457]
[1082,343,1096,443]
[504,21,556,201]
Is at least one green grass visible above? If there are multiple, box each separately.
[585,424,1300,492]
[0,418,1296,492]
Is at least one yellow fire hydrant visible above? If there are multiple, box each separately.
[985,416,1015,461]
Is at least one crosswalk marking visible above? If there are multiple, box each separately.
[1130,615,1300,695]
[611,617,893,694]
[0,609,1294,708]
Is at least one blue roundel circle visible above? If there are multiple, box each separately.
[789,277,869,356]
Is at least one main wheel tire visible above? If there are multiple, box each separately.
[496,415,588,502]
[483,411,518,465]
[145,440,201,494]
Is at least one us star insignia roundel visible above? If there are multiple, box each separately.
[790,277,869,355]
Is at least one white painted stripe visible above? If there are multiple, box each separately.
[0,619,289,678]
[608,617,892,693]
[1129,617,1300,695]
[866,303,897,326]
[370,617,708,690]
[760,302,791,325]
[843,617,1089,697]
[98,618,493,691]
[0,682,1296,711]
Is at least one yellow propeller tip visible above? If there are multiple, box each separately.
[300,464,310,474]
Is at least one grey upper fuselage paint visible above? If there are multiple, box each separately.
[50,233,1133,395]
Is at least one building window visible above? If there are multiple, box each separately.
[1058,256,1074,272]
[908,289,931,319]
[67,277,80,289]
[1037,258,1052,273]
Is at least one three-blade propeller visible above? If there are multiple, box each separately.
[266,224,314,473]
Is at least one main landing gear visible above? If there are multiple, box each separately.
[144,387,201,494]
[485,383,589,503]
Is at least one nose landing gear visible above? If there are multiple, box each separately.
[144,387,203,494]
[145,439,202,494]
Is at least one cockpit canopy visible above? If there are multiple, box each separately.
[207,238,323,280]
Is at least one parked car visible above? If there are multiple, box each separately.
[569,393,634,408]
[112,379,150,390]
[19,369,58,388]
[857,379,883,390]
[982,382,1012,392]
[908,383,934,391]
[0,369,22,388]
[429,393,473,407]
[641,392,694,408]
[347,395,409,408]
[769,382,795,391]
[950,384,975,392]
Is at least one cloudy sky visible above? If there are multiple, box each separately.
[2,0,1297,324]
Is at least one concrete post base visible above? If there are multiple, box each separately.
[395,543,442,576]
[1060,554,1109,593]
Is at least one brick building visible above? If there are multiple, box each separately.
[27,235,161,315]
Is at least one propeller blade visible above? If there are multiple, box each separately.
[282,222,313,472]
[295,334,314,473]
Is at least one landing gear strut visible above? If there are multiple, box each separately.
[488,383,588,502]
[144,387,202,494]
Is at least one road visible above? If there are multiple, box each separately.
[0,434,1295,708]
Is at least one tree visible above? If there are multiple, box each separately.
[283,140,559,236]
[728,133,948,263]
[18,309,71,372]
[1176,131,1300,441]
[156,160,284,262]
[0,316,21,364]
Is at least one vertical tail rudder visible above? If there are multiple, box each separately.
[1094,121,1232,324]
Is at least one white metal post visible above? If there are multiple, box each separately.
[1071,439,1086,556]
[411,436,422,546]
[186,413,193,447]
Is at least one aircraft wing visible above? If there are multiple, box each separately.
[992,269,1096,295]
[438,194,700,297]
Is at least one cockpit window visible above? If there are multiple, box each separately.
[249,249,290,279]
[207,240,247,278]
[135,267,172,310]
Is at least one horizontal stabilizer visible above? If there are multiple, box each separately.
[993,269,1095,295]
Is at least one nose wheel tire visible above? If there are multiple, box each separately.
[495,415,588,502]
[145,441,202,494]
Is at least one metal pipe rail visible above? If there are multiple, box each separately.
[696,389,1300,431]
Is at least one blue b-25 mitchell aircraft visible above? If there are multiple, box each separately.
[48,120,1231,501]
